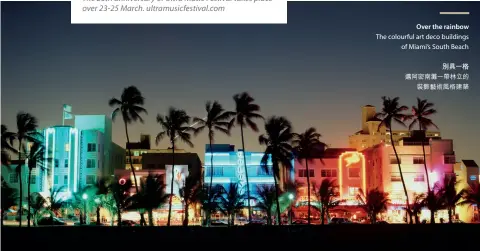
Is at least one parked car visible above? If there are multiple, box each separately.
[329,217,353,224]
[37,217,67,226]
[291,219,308,225]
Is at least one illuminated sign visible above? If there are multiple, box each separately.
[338,151,366,199]
[119,178,126,185]
[236,151,246,191]
[345,152,361,167]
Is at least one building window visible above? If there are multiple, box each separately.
[321,169,337,178]
[348,187,359,196]
[444,155,456,164]
[65,159,69,168]
[348,168,361,178]
[64,175,68,184]
[87,143,96,152]
[54,175,59,185]
[413,156,424,164]
[414,174,425,182]
[54,159,59,168]
[134,151,139,156]
[391,173,401,182]
[299,169,314,178]
[257,166,272,176]
[205,167,224,177]
[87,159,96,168]
[86,175,96,185]
[470,175,477,181]
[30,175,36,184]
[65,143,70,152]
[390,156,401,164]
[9,174,18,183]
[98,144,101,152]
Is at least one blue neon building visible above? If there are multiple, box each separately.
[203,144,274,206]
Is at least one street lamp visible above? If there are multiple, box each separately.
[288,193,294,200]
[82,193,88,225]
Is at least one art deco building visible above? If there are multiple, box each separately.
[349,105,441,151]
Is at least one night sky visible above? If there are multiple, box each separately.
[1,1,479,163]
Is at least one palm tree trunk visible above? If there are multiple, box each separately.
[390,131,412,224]
[183,203,189,226]
[305,159,311,225]
[96,206,101,225]
[448,207,453,223]
[148,209,154,226]
[321,206,325,225]
[420,126,431,192]
[273,160,282,226]
[240,125,252,223]
[123,121,145,226]
[288,208,292,225]
[208,137,214,226]
[27,169,32,227]
[116,203,122,227]
[430,209,435,224]
[167,140,175,226]
[17,142,23,227]
[209,137,214,193]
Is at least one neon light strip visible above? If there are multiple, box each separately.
[205,153,230,156]
[338,155,343,198]
[68,128,72,193]
[73,128,79,192]
[51,129,56,189]
[44,130,49,192]
[361,154,366,194]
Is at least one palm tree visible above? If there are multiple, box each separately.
[1,177,17,226]
[25,140,49,227]
[292,127,326,225]
[357,188,390,224]
[13,112,42,227]
[179,173,203,226]
[193,101,234,196]
[101,193,118,226]
[423,189,443,224]
[45,187,67,220]
[438,175,462,223]
[258,116,294,225]
[458,183,480,211]
[255,185,276,225]
[315,179,341,225]
[29,192,47,226]
[218,183,246,226]
[109,177,132,227]
[199,186,220,227]
[409,98,438,193]
[109,87,147,196]
[407,193,426,224]
[128,174,169,226]
[375,96,412,222]
[94,178,110,225]
[156,107,194,226]
[231,92,264,222]
[1,124,17,165]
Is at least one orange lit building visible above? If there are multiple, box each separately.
[292,148,369,221]
[362,131,466,223]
